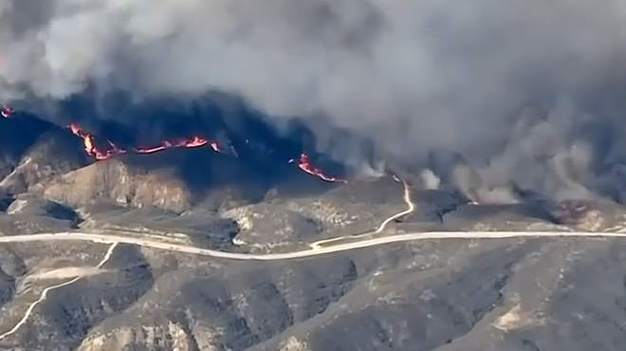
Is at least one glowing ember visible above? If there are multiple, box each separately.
[0,105,14,118]
[290,153,347,183]
[69,122,223,161]
[134,136,216,154]
[69,123,127,160]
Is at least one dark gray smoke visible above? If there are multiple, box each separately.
[2,0,626,202]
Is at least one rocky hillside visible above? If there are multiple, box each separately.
[0,130,88,194]
[0,114,625,350]
[1,237,625,350]
[43,158,193,213]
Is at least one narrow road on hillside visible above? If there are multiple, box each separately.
[2,177,626,342]
[0,243,118,341]
[0,230,625,262]
[374,179,416,233]
[310,178,415,248]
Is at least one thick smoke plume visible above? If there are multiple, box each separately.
[2,0,626,202]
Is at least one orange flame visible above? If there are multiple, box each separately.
[290,153,347,183]
[69,123,222,160]
[134,136,219,154]
[69,123,127,160]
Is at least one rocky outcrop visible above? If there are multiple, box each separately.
[0,130,88,194]
[44,159,193,212]
[0,195,82,233]
[78,321,197,351]
[0,116,55,182]
[0,245,154,350]
[225,204,322,248]
[226,177,407,250]
[7,194,78,221]
[73,256,357,351]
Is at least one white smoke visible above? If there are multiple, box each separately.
[420,169,440,191]
[2,0,626,202]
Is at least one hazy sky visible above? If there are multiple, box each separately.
[3,0,626,201]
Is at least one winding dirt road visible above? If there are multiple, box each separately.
[374,180,415,233]
[2,179,626,341]
[309,179,415,248]
[0,178,417,341]
[0,179,625,261]
[0,243,117,341]
[1,230,626,262]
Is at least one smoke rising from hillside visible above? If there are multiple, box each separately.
[2,0,626,202]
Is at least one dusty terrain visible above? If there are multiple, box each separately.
[0,116,625,350]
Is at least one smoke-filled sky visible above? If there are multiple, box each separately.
[2,0,626,202]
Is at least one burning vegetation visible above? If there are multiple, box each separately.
[1,104,347,184]
[69,123,222,160]
[69,123,127,160]
[133,136,219,154]
[290,153,348,184]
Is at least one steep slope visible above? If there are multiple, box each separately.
[0,130,88,194]
[43,158,193,213]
